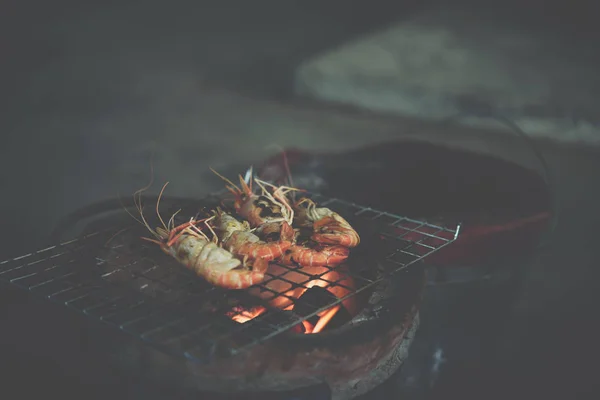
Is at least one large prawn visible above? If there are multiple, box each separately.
[293,197,360,248]
[130,182,268,290]
[246,179,351,267]
[280,241,350,267]
[210,208,292,261]
[255,148,360,249]
[211,169,298,243]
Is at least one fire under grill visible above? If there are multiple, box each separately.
[0,191,460,394]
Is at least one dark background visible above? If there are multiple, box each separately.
[1,1,599,399]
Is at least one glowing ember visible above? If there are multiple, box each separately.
[311,305,341,334]
[226,264,357,334]
[227,305,267,324]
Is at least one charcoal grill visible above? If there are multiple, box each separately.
[0,190,460,398]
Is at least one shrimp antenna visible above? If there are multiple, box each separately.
[130,163,160,238]
[119,152,158,228]
[118,192,144,226]
[156,182,170,231]
[136,190,157,239]
[210,167,241,194]
[167,208,182,231]
[280,148,295,190]
[265,145,296,200]
[254,178,304,195]
[254,178,299,225]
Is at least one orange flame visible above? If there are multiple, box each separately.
[228,306,267,324]
[227,264,357,334]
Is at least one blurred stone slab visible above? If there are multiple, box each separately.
[294,7,600,146]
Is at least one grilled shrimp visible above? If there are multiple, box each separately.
[211,170,300,246]
[131,183,268,290]
[152,223,268,289]
[211,170,275,225]
[280,242,350,267]
[211,208,292,261]
[294,198,360,248]
[211,169,299,225]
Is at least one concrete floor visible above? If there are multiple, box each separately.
[1,1,599,399]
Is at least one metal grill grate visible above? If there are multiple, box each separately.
[0,192,460,363]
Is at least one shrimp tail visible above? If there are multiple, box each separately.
[312,215,360,248]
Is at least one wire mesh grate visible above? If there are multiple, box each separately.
[0,192,460,364]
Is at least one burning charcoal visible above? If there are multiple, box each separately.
[249,310,306,334]
[289,323,305,334]
[293,286,336,316]
[287,317,306,334]
[239,309,305,340]
[293,287,352,332]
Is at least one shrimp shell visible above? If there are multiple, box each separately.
[211,210,292,261]
[163,231,268,290]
